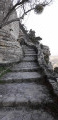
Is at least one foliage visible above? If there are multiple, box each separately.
[0,66,11,78]
[28,29,42,43]
[35,4,44,14]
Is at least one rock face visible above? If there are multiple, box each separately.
[0,29,23,64]
[37,43,53,70]
[3,13,20,40]
[54,67,58,73]
[0,1,23,64]
[0,0,19,39]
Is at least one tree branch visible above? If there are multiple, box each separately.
[0,0,29,28]
[0,0,52,29]
[1,8,35,28]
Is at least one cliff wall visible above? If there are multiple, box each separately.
[0,0,23,64]
[0,0,19,39]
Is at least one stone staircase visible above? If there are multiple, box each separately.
[0,45,58,120]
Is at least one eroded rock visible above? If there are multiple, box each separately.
[0,29,23,64]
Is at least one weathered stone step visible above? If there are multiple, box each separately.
[11,62,39,72]
[24,50,36,54]
[0,72,43,83]
[23,56,37,62]
[11,67,39,72]
[0,83,53,107]
[25,54,37,56]
[24,49,36,52]
[23,48,35,51]
[22,45,35,50]
[0,108,56,120]
[23,49,35,52]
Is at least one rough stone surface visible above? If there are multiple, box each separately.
[48,79,58,96]
[0,0,19,39]
[0,29,23,64]
[22,39,53,72]
[0,0,24,64]
[0,108,56,120]
[0,83,53,107]
[23,56,37,61]
[0,71,42,83]
[36,43,53,69]
[11,62,39,71]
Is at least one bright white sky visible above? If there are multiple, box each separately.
[22,0,58,56]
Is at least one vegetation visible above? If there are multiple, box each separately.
[0,66,11,78]
[28,29,42,43]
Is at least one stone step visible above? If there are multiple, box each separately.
[23,48,35,51]
[22,45,35,50]
[0,72,43,83]
[24,50,36,54]
[23,56,37,62]
[24,54,37,58]
[23,49,36,52]
[11,67,39,72]
[0,83,53,107]
[0,108,56,120]
[22,45,36,51]
[11,62,39,72]
[25,54,37,56]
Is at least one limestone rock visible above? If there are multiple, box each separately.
[54,67,58,73]
[0,29,23,64]
[36,43,53,70]
[0,1,23,64]
[0,0,19,39]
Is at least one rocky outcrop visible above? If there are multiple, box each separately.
[34,43,54,78]
[37,44,52,71]
[0,29,23,64]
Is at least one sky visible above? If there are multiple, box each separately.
[22,0,58,56]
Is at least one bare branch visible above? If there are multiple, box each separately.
[0,0,29,28]
[0,0,53,29]
[1,8,35,28]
